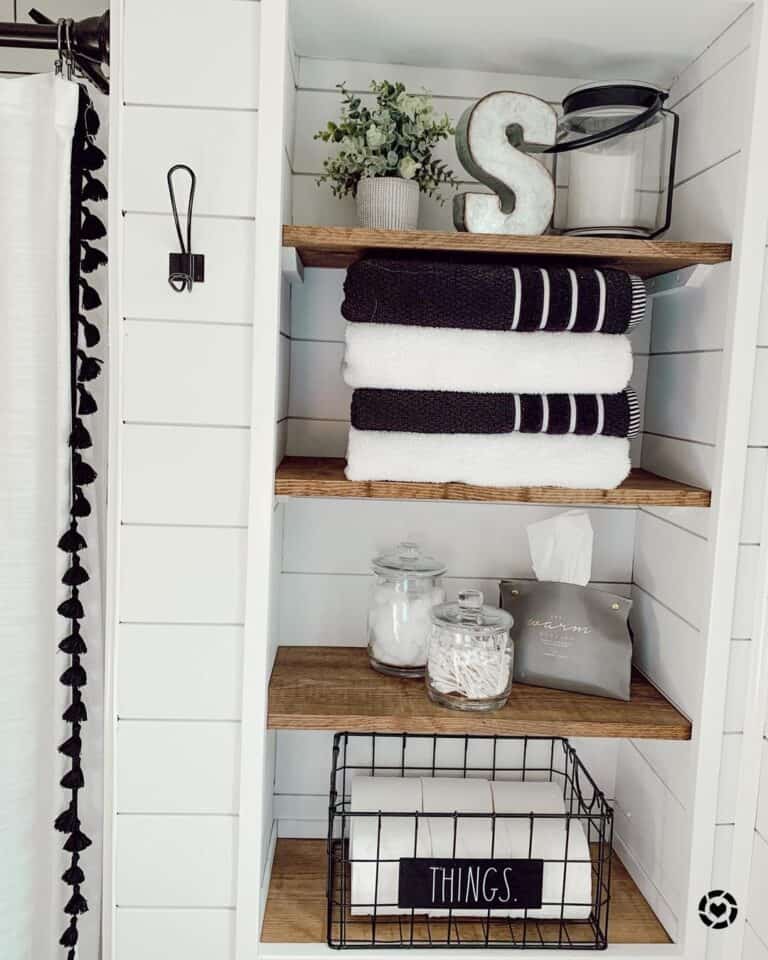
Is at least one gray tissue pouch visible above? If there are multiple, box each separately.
[499,580,633,701]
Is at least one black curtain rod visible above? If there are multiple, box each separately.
[0,11,109,64]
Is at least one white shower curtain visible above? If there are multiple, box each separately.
[0,74,103,960]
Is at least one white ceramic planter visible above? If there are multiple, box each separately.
[356,177,419,230]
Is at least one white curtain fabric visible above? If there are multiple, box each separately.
[0,74,103,960]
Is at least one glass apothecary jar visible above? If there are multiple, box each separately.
[427,590,514,712]
[367,542,446,679]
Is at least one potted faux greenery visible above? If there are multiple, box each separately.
[315,81,458,230]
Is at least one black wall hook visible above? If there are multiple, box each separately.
[167,164,205,293]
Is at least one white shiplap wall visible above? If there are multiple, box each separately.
[111,3,260,960]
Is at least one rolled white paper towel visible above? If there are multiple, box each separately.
[491,780,567,816]
[349,776,428,916]
[422,778,495,917]
[492,782,592,920]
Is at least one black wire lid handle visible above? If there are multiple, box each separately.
[167,164,204,292]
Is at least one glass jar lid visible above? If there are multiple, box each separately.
[431,589,513,635]
[371,542,446,578]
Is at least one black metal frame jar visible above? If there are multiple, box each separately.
[549,81,679,238]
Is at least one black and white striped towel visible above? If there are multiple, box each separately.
[342,256,647,334]
[351,388,641,439]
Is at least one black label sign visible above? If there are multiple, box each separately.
[398,858,544,911]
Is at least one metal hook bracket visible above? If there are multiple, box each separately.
[166,164,205,293]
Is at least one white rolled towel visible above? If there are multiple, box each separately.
[346,428,631,490]
[343,323,633,395]
[493,781,592,920]
[349,776,428,916]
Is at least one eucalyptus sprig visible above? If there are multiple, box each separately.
[314,81,458,203]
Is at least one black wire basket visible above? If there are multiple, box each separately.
[327,733,613,950]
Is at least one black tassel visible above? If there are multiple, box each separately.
[82,140,106,170]
[64,829,92,853]
[81,241,108,273]
[57,595,84,620]
[82,172,108,202]
[79,278,102,309]
[81,209,106,242]
[60,767,84,790]
[59,920,78,948]
[77,351,103,382]
[58,734,82,759]
[77,384,98,416]
[60,630,88,655]
[71,489,91,518]
[85,105,100,136]
[78,313,101,347]
[62,863,85,886]
[54,806,80,833]
[63,557,90,587]
[69,418,92,450]
[58,523,87,553]
[63,698,88,722]
[64,891,89,916]
[60,664,87,688]
[73,454,97,486]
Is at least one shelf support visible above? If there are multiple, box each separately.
[644,263,715,296]
[281,246,305,285]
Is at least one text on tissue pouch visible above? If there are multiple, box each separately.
[527,616,592,634]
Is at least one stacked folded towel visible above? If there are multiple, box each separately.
[341,256,646,489]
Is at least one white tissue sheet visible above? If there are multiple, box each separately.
[527,510,594,585]
[343,323,633,394]
[350,777,593,920]
[349,776,428,916]
[346,429,631,490]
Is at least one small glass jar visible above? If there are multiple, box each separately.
[367,542,446,679]
[427,590,514,712]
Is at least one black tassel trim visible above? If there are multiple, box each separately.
[58,523,87,553]
[79,278,102,309]
[62,863,85,886]
[69,418,92,450]
[60,628,88,656]
[77,351,103,381]
[81,241,108,273]
[64,892,89,916]
[60,664,87,688]
[63,830,92,853]
[73,454,97,486]
[63,697,88,722]
[60,766,84,790]
[71,489,91,518]
[57,594,85,620]
[59,920,78,948]
[63,557,90,587]
[82,140,106,171]
[85,105,100,136]
[77,313,101,347]
[54,806,80,834]
[76,384,98,416]
[82,171,108,202]
[58,734,82,759]
[81,209,106,241]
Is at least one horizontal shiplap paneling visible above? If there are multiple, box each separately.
[120,526,246,624]
[116,815,237,907]
[122,424,250,526]
[749,832,768,949]
[124,0,260,109]
[117,624,242,720]
[283,498,636,582]
[122,107,258,216]
[734,544,759,638]
[123,214,255,324]
[725,640,751,733]
[116,908,234,960]
[716,732,742,824]
[650,265,730,354]
[123,321,252,426]
[117,722,240,814]
[749,350,768,445]
[632,511,707,631]
[644,352,722,445]
[667,152,742,242]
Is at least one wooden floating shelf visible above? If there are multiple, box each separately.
[261,838,671,946]
[275,457,712,508]
[268,647,692,741]
[283,224,732,278]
